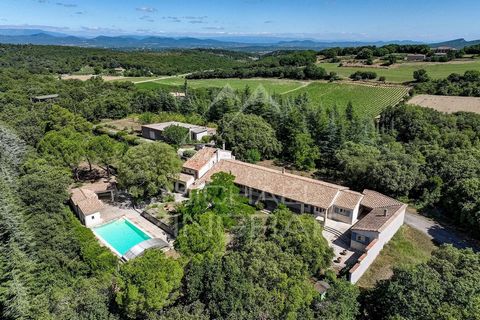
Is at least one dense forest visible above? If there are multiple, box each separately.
[0,44,249,75]
[0,44,479,319]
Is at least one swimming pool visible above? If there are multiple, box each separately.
[93,218,151,256]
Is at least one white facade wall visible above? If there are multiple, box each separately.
[175,177,194,194]
[349,239,384,284]
[350,230,379,251]
[196,150,233,179]
[197,156,218,179]
[349,205,406,283]
[329,204,360,225]
[84,212,101,227]
[351,202,361,223]
[193,130,209,141]
[377,206,406,244]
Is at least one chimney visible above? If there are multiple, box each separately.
[222,142,226,151]
[383,209,388,216]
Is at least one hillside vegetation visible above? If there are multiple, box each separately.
[319,60,480,83]
[0,44,249,75]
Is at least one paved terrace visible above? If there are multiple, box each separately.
[98,204,173,245]
[319,217,361,271]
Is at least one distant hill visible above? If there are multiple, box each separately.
[429,38,480,49]
[0,28,70,37]
[0,28,474,51]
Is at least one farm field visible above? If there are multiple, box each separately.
[136,77,308,94]
[136,77,410,117]
[408,94,480,114]
[320,59,480,83]
[285,82,410,117]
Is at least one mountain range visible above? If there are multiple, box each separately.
[0,28,477,51]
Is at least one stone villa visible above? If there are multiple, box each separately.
[177,147,407,283]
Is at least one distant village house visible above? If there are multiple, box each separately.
[433,46,457,54]
[405,54,426,62]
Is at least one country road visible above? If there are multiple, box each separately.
[404,209,479,252]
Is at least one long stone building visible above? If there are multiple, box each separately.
[177,147,407,283]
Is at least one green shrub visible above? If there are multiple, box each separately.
[183,149,197,158]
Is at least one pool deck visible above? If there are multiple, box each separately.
[94,204,174,247]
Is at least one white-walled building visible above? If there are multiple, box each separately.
[70,188,104,227]
[141,121,216,142]
[174,147,234,194]
[182,148,407,283]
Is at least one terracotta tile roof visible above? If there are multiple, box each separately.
[142,121,213,133]
[197,159,347,209]
[360,189,403,209]
[334,190,364,210]
[71,188,104,215]
[351,204,406,232]
[71,188,97,203]
[176,173,195,183]
[183,147,217,171]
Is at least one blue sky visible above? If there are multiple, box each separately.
[0,0,479,41]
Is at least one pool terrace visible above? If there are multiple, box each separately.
[90,203,173,258]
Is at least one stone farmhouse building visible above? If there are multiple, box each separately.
[141,121,216,142]
[70,188,104,227]
[178,147,407,283]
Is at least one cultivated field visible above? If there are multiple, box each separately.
[136,77,409,117]
[320,59,480,83]
[136,77,308,94]
[408,94,480,114]
[286,82,410,117]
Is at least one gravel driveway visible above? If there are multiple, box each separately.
[404,209,479,252]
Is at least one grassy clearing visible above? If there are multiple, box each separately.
[357,225,437,288]
[320,59,480,83]
[286,82,410,117]
[136,77,307,94]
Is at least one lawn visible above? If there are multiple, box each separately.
[357,225,437,288]
[285,82,410,117]
[136,77,308,94]
[320,59,480,83]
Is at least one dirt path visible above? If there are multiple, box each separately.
[280,82,311,95]
[132,73,191,84]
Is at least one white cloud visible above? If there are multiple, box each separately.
[56,2,77,8]
[136,6,157,13]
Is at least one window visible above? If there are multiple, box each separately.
[92,216,95,220]
[334,206,352,217]
[353,232,370,244]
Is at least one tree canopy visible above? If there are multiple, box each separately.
[218,113,281,161]
[116,249,184,319]
[118,142,182,200]
[363,245,480,320]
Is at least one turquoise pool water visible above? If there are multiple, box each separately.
[93,219,151,255]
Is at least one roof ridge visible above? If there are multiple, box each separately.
[341,189,364,195]
[225,159,346,191]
